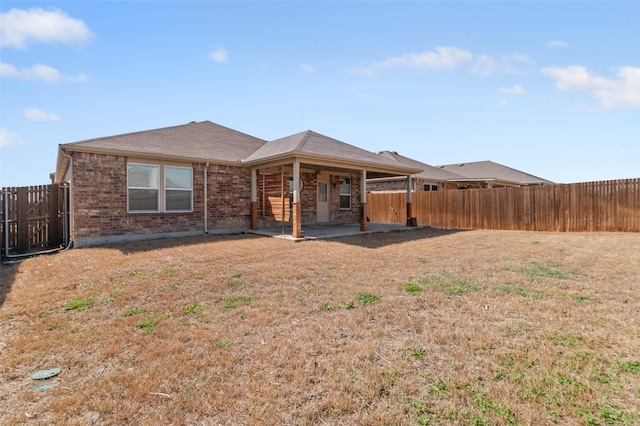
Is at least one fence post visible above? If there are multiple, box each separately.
[17,187,29,253]
[49,184,61,248]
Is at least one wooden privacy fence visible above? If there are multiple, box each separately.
[1,184,68,257]
[367,179,640,232]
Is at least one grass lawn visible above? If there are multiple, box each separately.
[1,228,639,425]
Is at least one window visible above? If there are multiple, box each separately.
[424,184,439,191]
[165,166,193,211]
[128,163,193,212]
[128,163,159,211]
[339,178,351,209]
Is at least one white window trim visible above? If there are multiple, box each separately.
[127,161,193,213]
[127,163,160,213]
[339,177,352,210]
[165,165,193,212]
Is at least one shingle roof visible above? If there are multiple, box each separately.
[243,131,421,174]
[377,151,465,181]
[437,160,553,185]
[61,121,266,164]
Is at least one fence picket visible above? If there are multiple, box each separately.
[367,178,640,232]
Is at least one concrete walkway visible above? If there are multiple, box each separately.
[246,222,414,241]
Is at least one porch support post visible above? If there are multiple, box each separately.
[406,175,416,227]
[292,161,304,238]
[360,169,367,231]
[250,168,258,230]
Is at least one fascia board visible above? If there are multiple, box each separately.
[60,144,244,167]
[244,151,422,176]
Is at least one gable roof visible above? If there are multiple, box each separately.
[437,160,554,186]
[60,120,267,164]
[243,131,422,175]
[377,151,465,181]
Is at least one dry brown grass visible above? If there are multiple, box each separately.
[1,228,639,425]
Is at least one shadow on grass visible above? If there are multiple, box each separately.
[113,232,263,255]
[0,261,18,307]
[329,226,466,249]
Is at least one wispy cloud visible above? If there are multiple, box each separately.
[542,65,640,109]
[300,63,316,73]
[0,62,87,83]
[24,107,60,121]
[499,84,527,96]
[0,7,93,49]
[548,40,569,48]
[0,128,23,147]
[348,46,473,76]
[208,48,228,63]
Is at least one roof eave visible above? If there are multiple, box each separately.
[243,151,422,175]
[60,144,244,167]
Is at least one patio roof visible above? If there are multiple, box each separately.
[243,130,422,176]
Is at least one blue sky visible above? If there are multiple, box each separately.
[1,1,639,187]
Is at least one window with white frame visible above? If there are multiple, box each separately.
[165,166,193,211]
[127,163,193,212]
[339,177,351,209]
[128,163,160,211]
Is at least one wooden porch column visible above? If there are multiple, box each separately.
[292,161,304,238]
[360,169,367,231]
[250,168,258,230]
[406,175,417,227]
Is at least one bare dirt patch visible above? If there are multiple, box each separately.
[1,229,639,425]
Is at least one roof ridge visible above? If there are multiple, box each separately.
[296,130,313,151]
[65,121,207,146]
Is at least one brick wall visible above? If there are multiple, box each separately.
[70,152,369,241]
[330,174,361,224]
[70,152,251,239]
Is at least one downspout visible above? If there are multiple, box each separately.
[204,162,209,234]
[59,148,74,248]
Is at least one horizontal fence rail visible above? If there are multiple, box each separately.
[367,179,640,232]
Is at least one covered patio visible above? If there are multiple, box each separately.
[242,130,422,239]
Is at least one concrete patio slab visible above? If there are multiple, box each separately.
[246,223,417,241]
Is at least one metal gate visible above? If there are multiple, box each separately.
[1,184,70,259]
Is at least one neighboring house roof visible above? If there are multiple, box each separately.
[437,160,554,186]
[376,151,465,181]
[243,130,422,175]
[60,120,266,164]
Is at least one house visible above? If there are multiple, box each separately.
[367,151,467,192]
[436,160,554,188]
[367,153,554,192]
[54,121,421,246]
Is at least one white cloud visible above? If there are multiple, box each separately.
[300,63,316,73]
[542,65,640,109]
[349,46,473,76]
[0,62,87,83]
[499,84,527,96]
[548,40,569,48]
[0,7,93,49]
[0,128,23,147]
[24,107,60,121]
[471,54,497,76]
[208,48,228,63]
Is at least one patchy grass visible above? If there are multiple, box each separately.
[64,297,93,311]
[1,229,639,425]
